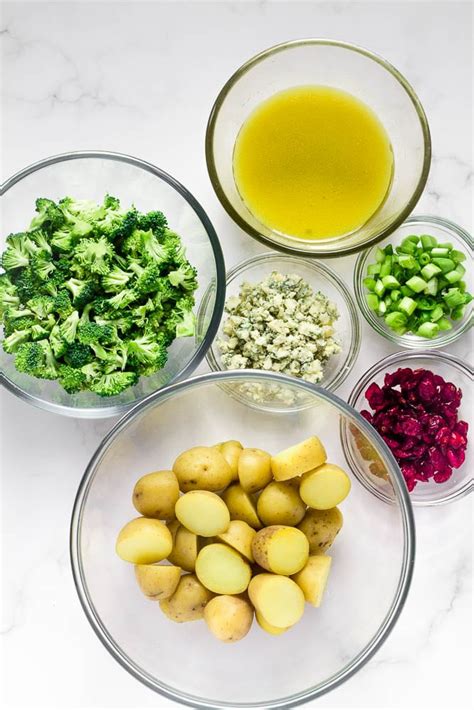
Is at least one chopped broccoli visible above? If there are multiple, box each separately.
[64,342,93,368]
[58,365,87,393]
[59,310,80,344]
[141,229,167,263]
[89,371,138,397]
[53,290,74,318]
[74,236,114,275]
[77,321,115,345]
[64,277,97,308]
[3,329,32,353]
[101,266,132,292]
[168,263,198,292]
[30,198,65,231]
[29,254,55,280]
[15,341,45,375]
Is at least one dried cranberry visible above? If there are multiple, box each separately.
[447,448,466,469]
[440,382,458,402]
[456,421,469,436]
[406,478,417,492]
[418,375,436,401]
[360,410,373,424]
[399,416,422,437]
[434,427,451,446]
[365,382,385,409]
[433,467,453,483]
[449,431,466,450]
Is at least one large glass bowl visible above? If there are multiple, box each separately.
[206,39,431,257]
[0,151,225,418]
[204,252,360,411]
[70,371,415,709]
[343,351,473,506]
[354,216,473,349]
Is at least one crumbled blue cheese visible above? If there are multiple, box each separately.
[217,272,341,384]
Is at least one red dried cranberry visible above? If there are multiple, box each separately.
[406,478,417,491]
[360,410,373,424]
[449,431,466,450]
[447,448,466,469]
[456,420,469,436]
[433,467,453,483]
[434,426,451,446]
[418,375,436,401]
[399,417,422,437]
[365,382,385,409]
[420,461,435,478]
[440,382,458,402]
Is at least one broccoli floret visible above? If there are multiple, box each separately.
[121,227,144,256]
[50,228,76,252]
[141,229,167,263]
[131,298,156,327]
[30,198,65,231]
[176,309,196,337]
[162,228,187,264]
[27,295,55,319]
[58,364,87,394]
[29,229,52,255]
[101,266,132,292]
[3,329,31,353]
[3,315,36,337]
[74,236,114,275]
[53,290,73,318]
[111,208,139,242]
[126,333,168,370]
[2,235,32,270]
[59,197,106,223]
[50,257,71,286]
[59,310,80,344]
[168,263,198,292]
[155,277,179,302]
[64,342,93,368]
[81,361,103,382]
[32,339,59,379]
[107,288,137,310]
[137,210,168,235]
[77,321,115,346]
[89,371,138,397]
[15,341,45,375]
[133,262,161,295]
[30,324,51,340]
[95,314,134,334]
[10,268,39,302]
[64,278,97,308]
[29,254,55,280]
[49,323,67,358]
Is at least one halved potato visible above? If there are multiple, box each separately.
[222,484,262,529]
[173,446,233,492]
[256,611,289,636]
[300,464,351,509]
[252,525,309,575]
[292,554,332,607]
[175,490,230,537]
[134,564,181,600]
[248,574,305,628]
[204,595,253,642]
[159,573,213,622]
[195,543,251,594]
[271,437,327,481]
[257,481,306,526]
[167,522,199,572]
[298,507,343,553]
[213,440,243,481]
[238,448,272,493]
[116,518,173,564]
[132,470,179,520]
[217,520,256,562]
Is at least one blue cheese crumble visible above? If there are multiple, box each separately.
[217,272,341,384]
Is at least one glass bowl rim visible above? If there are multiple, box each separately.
[343,349,474,507]
[353,214,474,349]
[0,150,227,418]
[205,37,432,258]
[70,369,415,709]
[205,251,361,395]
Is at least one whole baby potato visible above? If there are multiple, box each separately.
[248,574,305,629]
[173,447,233,492]
[238,448,272,493]
[217,520,256,562]
[134,564,181,600]
[195,543,251,594]
[298,507,343,553]
[175,491,230,537]
[271,436,327,481]
[167,520,199,572]
[300,464,351,509]
[257,481,306,526]
[204,595,253,642]
[252,525,309,576]
[222,484,262,529]
[116,518,173,564]
[213,440,243,481]
[159,573,213,623]
[132,470,179,520]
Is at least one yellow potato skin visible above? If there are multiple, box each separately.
[222,484,262,529]
[195,543,252,595]
[159,573,213,622]
[251,525,309,575]
[116,518,173,564]
[298,507,343,553]
[213,440,243,481]
[175,490,230,537]
[134,564,181,600]
[292,554,332,607]
[256,611,289,636]
[248,573,305,628]
[257,481,306,527]
[271,437,327,481]
[132,470,179,520]
[217,520,256,562]
[204,595,253,642]
[167,522,199,572]
[173,446,233,492]
[238,448,272,493]
[300,464,351,509]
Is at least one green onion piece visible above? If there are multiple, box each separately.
[375,247,385,263]
[424,277,438,296]
[390,289,401,303]
[437,317,453,331]
[431,247,449,257]
[404,234,420,244]
[366,293,379,311]
[430,305,444,322]
[443,288,465,309]
[451,305,465,320]
[437,242,453,249]
[421,263,442,280]
[398,240,417,255]
[374,279,385,297]
[451,249,466,263]
[444,269,462,284]
[384,244,393,255]
[464,293,473,304]
[417,296,436,311]
[398,254,418,269]
[417,322,440,338]
[405,275,427,293]
[459,280,466,292]
[454,262,466,278]
[381,274,400,290]
[420,234,436,249]
[367,263,381,276]
[385,311,408,331]
[377,301,387,316]
[437,276,449,290]
[380,258,392,278]
[363,277,377,291]
[399,296,417,316]
[400,284,414,297]
[432,257,455,273]
[419,253,431,266]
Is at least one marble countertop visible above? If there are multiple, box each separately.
[1,1,472,708]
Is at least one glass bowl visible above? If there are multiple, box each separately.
[204,253,361,411]
[70,370,415,709]
[206,39,431,257]
[354,215,473,348]
[0,151,225,418]
[343,350,473,506]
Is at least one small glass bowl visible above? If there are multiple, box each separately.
[354,215,473,349]
[206,39,431,257]
[204,252,361,411]
[71,370,415,708]
[0,151,226,418]
[342,350,473,506]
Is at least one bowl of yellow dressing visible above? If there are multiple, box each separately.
[206,40,431,257]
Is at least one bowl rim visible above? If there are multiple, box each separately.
[353,214,474,349]
[343,349,474,506]
[0,150,226,418]
[205,251,361,396]
[205,37,432,258]
[70,369,415,709]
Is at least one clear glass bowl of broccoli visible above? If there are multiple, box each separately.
[0,151,225,417]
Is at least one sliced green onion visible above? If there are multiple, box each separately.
[451,249,466,263]
[445,269,462,284]
[374,279,385,297]
[417,322,439,338]
[420,263,442,280]
[367,263,381,276]
[424,277,438,296]
[399,296,417,316]
[437,317,453,331]
[363,277,377,291]
[430,304,444,322]
[420,234,436,249]
[431,247,449,257]
[432,257,455,273]
[366,293,379,310]
[451,305,465,320]
[381,274,400,290]
[405,275,427,293]
[375,247,385,263]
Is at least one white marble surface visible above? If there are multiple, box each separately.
[0,1,472,708]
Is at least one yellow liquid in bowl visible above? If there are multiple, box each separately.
[233,86,394,240]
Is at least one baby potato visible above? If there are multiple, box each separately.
[300,464,351,509]
[252,525,309,576]
[217,520,256,562]
[173,446,233,492]
[213,440,243,481]
[159,573,213,623]
[271,437,327,481]
[132,470,179,520]
[248,574,305,628]
[204,595,253,642]
[256,611,289,636]
[238,448,272,493]
[134,564,181,600]
[175,491,230,537]
[222,484,262,529]
[292,554,332,607]
[257,481,306,526]
[116,518,173,564]
[167,521,199,572]
[298,507,343,553]
[195,543,251,594]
